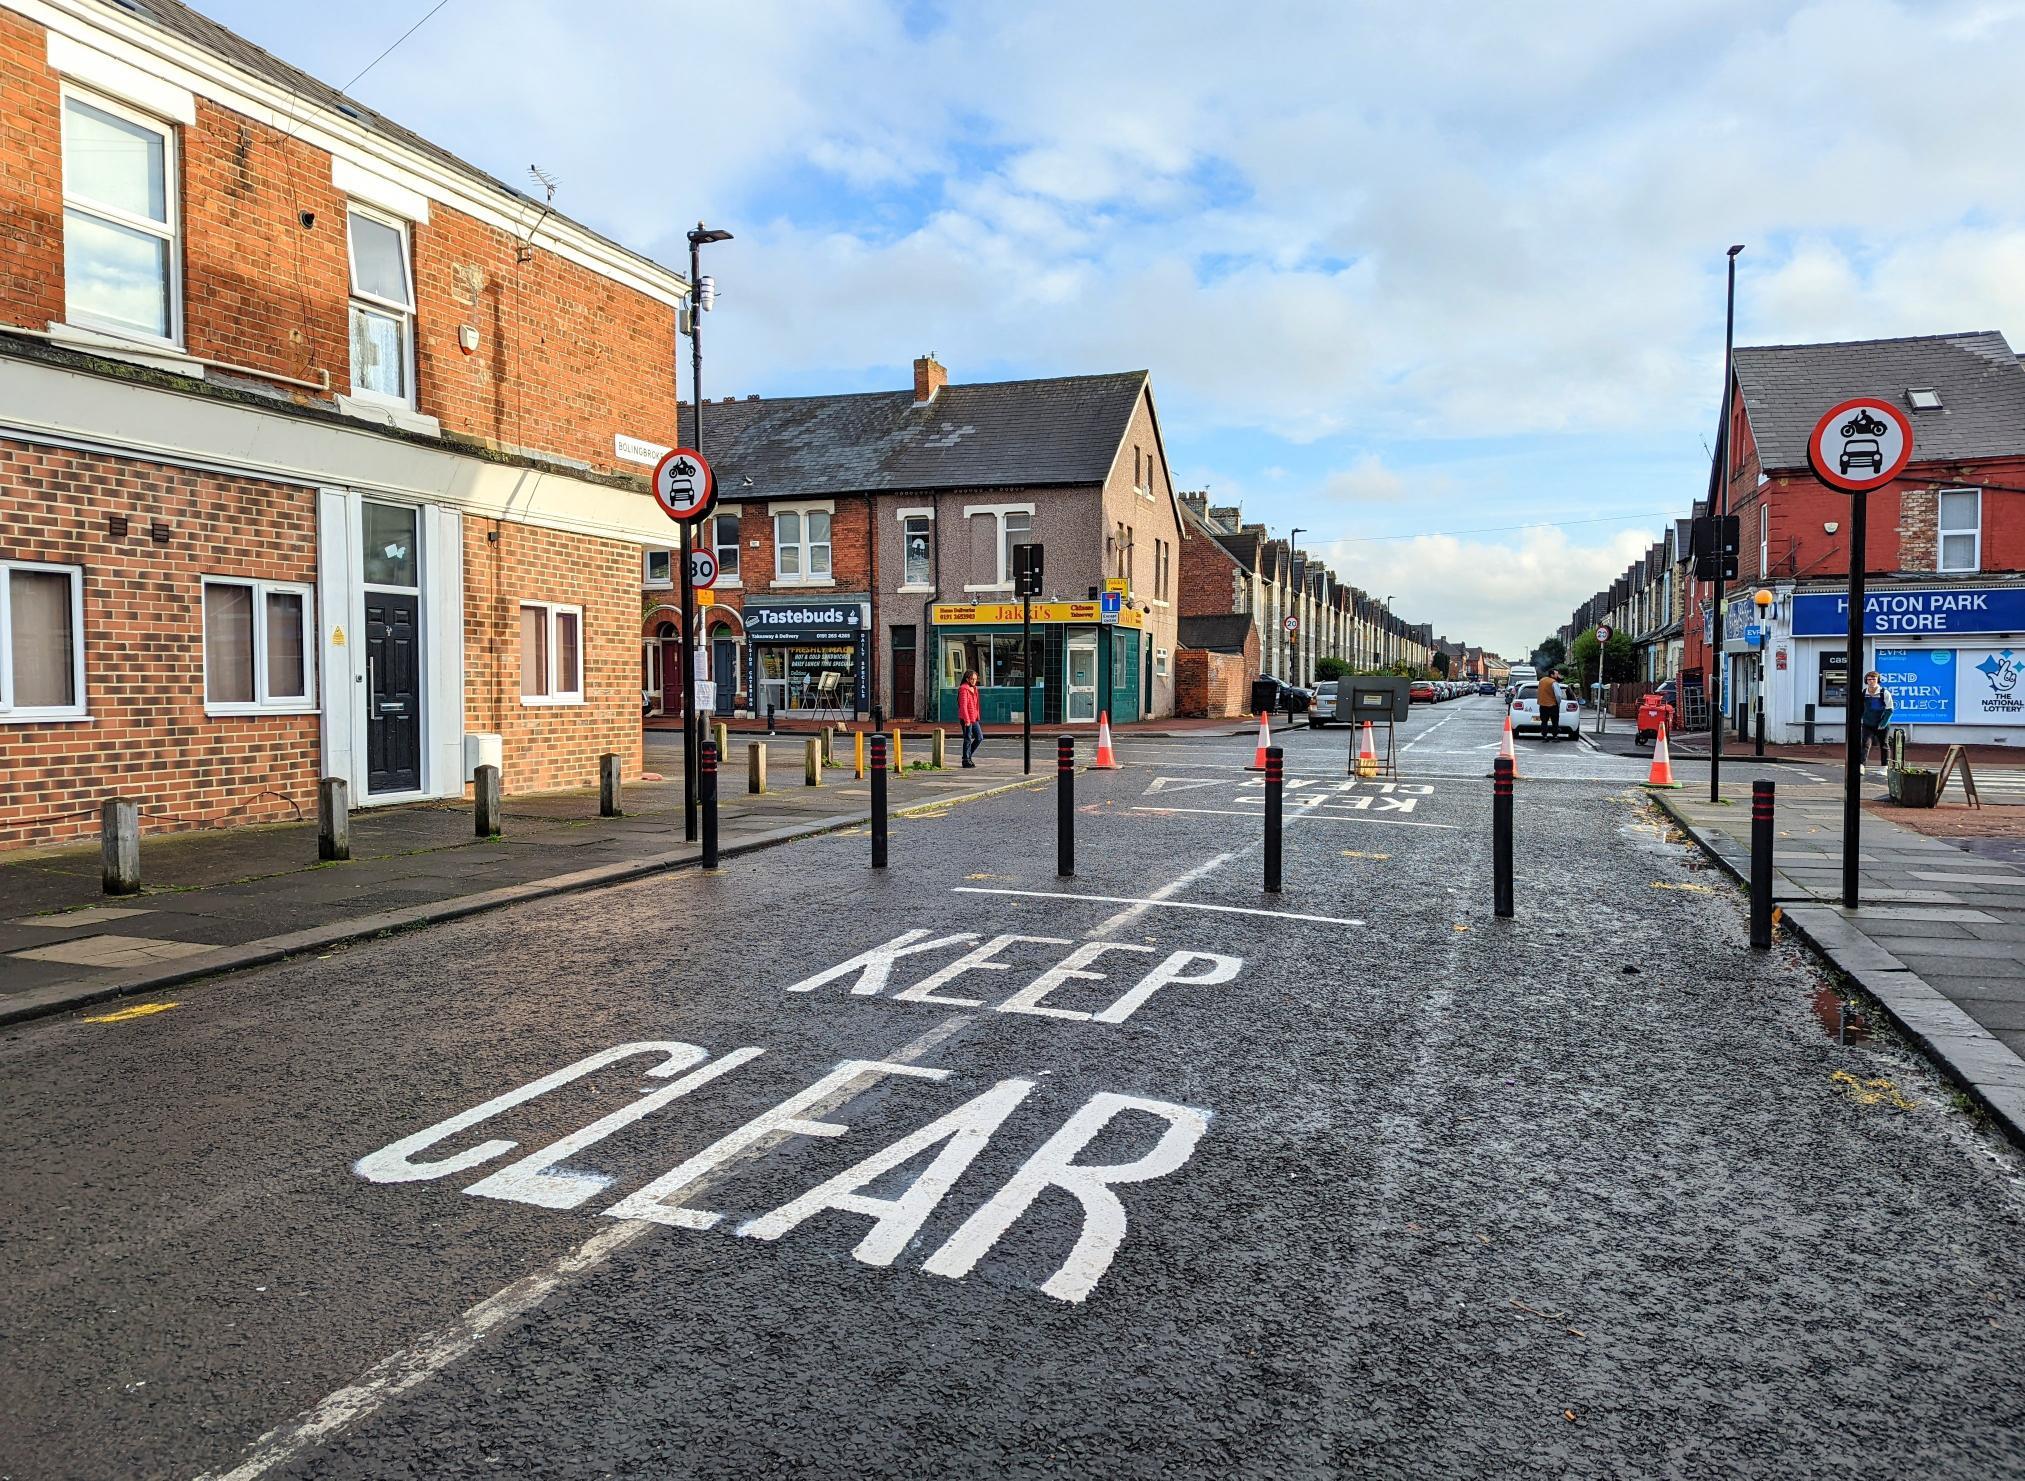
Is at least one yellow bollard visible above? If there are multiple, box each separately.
[854,729,865,779]
[891,729,904,772]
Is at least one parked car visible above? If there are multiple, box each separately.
[1508,681,1581,737]
[1409,680,1437,704]
[1478,681,1496,695]
[1308,680,1339,726]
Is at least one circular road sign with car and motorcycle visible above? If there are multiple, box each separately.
[1807,398,1913,494]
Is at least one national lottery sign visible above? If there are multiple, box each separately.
[1792,587,2025,637]
[1874,646,2025,724]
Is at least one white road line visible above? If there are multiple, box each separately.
[1399,711,1456,753]
[1084,849,1239,938]
[195,1016,973,1480]
[1129,805,1460,830]
[951,886,1363,927]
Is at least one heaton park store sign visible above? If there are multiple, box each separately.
[1791,587,2025,637]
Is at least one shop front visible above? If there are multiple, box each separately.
[1762,581,2025,746]
[742,598,870,718]
[929,602,1145,725]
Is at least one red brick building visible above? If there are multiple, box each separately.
[0,0,688,848]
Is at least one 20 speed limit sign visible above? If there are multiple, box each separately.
[651,446,715,523]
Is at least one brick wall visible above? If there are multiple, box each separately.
[463,517,643,796]
[1896,486,1938,572]
[0,438,319,849]
[0,10,678,475]
[734,497,873,598]
[1174,648,1255,718]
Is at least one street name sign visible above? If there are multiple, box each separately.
[652,446,715,522]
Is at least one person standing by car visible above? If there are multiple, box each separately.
[958,669,984,768]
[1858,670,1895,772]
[1536,668,1563,742]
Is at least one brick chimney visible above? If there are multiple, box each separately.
[913,353,947,405]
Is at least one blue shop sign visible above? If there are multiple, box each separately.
[1874,648,1955,723]
[1791,586,2025,637]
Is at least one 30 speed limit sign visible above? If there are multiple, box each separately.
[651,446,715,523]
[689,549,719,589]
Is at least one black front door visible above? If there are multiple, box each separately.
[366,592,422,794]
[712,639,738,715]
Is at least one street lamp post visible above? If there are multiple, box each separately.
[1383,594,1396,670]
[681,223,733,843]
[1753,586,1773,757]
[1289,528,1306,682]
[1711,243,1744,804]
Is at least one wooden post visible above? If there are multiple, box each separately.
[748,741,767,795]
[821,726,835,766]
[713,720,730,765]
[474,764,502,838]
[317,777,351,861]
[101,797,140,895]
[932,727,947,769]
[805,736,822,787]
[599,752,623,817]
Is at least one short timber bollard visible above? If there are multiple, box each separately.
[317,777,351,862]
[932,727,947,769]
[474,764,502,838]
[101,797,140,895]
[822,726,835,766]
[700,740,720,869]
[1492,755,1514,918]
[1750,779,1775,950]
[805,736,822,787]
[1057,735,1075,878]
[713,721,730,764]
[748,741,767,795]
[1264,745,1284,894]
[869,734,889,869]
[599,752,622,817]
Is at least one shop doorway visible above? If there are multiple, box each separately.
[1066,635,1098,722]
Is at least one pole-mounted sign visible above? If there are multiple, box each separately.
[689,549,719,589]
[651,447,715,523]
[1282,615,1299,636]
[1806,396,1914,911]
[1595,623,1613,642]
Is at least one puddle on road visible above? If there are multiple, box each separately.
[1810,985,1872,1043]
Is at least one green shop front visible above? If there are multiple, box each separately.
[930,601,1145,725]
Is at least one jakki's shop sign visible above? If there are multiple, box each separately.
[1792,587,2025,637]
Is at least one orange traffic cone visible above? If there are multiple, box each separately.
[1356,720,1380,777]
[1246,710,1272,771]
[1643,724,1681,788]
[1499,708,1519,777]
[1092,710,1121,769]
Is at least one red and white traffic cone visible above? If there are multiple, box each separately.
[1092,710,1121,769]
[1643,724,1681,788]
[1499,708,1519,778]
[1356,720,1380,777]
[1246,710,1272,771]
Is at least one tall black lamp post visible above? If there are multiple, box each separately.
[1711,242,1744,803]
[681,223,733,843]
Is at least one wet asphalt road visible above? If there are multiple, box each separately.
[3,698,2022,1479]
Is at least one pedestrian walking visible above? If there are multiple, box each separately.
[959,669,984,767]
[1858,669,1895,773]
[1536,668,1562,743]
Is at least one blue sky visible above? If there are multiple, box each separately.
[203,0,2025,657]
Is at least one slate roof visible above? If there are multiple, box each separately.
[1178,615,1254,654]
[1733,331,2025,471]
[115,0,669,284]
[679,372,1148,498]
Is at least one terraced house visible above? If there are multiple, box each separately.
[0,0,688,849]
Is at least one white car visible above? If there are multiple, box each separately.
[1508,681,1581,737]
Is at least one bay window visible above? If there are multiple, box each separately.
[520,602,583,703]
[0,562,87,720]
[62,91,179,344]
[202,578,314,713]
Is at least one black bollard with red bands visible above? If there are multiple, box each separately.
[1750,779,1775,949]
[700,739,719,870]
[1493,755,1514,918]
[870,733,889,869]
[1264,744,1284,893]
[1057,735,1075,878]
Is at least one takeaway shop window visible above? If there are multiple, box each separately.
[1938,488,1981,573]
[520,602,583,704]
[0,561,87,721]
[713,513,741,580]
[773,509,832,582]
[941,633,1036,689]
[203,578,314,713]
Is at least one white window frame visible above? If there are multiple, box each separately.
[201,577,317,716]
[770,502,835,587]
[60,86,182,349]
[713,512,742,588]
[643,549,674,590]
[898,508,935,592]
[1155,647,1170,677]
[519,601,585,705]
[346,202,418,410]
[1937,487,1982,573]
[960,503,1036,592]
[0,560,89,722]
[1758,504,1769,577]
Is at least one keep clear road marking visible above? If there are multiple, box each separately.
[1085,849,1239,937]
[194,1015,975,1481]
[953,886,1363,928]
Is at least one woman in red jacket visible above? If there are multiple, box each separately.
[958,669,984,767]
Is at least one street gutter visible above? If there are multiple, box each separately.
[1650,791,2025,1150]
[0,773,1050,1032]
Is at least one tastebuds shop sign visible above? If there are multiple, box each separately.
[1792,587,2025,637]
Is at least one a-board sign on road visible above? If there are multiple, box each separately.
[1807,399,1914,494]
[651,446,715,522]
[689,549,719,589]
